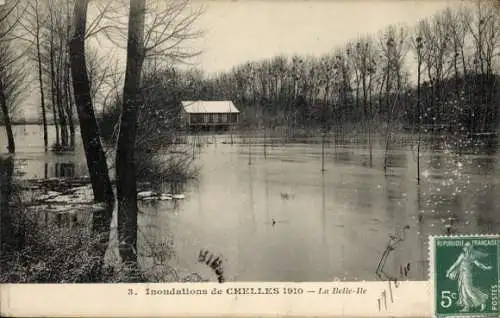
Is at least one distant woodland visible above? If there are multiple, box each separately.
[125,1,500,134]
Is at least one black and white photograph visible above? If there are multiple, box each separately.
[0,0,499,286]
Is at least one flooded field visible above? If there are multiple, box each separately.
[2,124,500,282]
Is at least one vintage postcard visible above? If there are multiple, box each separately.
[0,0,499,316]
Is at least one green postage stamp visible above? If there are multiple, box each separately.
[430,235,500,317]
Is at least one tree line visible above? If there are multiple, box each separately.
[133,1,500,137]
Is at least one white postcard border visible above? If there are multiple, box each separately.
[1,281,431,317]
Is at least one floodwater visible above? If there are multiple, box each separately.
[2,124,500,282]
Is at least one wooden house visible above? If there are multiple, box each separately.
[180,100,240,130]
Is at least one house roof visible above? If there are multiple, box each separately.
[181,101,240,114]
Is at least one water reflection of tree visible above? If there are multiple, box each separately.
[416,185,426,278]
[321,174,326,246]
[265,169,270,226]
[54,162,75,178]
[248,163,256,227]
[383,151,408,172]
[384,174,406,278]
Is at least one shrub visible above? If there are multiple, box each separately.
[98,85,198,192]
[0,204,205,283]
[0,204,112,283]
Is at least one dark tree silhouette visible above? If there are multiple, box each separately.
[69,0,115,254]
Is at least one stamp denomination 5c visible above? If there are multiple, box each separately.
[430,235,500,317]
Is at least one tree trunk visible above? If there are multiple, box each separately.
[64,60,76,148]
[57,35,69,148]
[362,71,367,123]
[116,0,146,265]
[416,54,422,185]
[69,0,115,255]
[57,75,69,148]
[368,73,373,166]
[35,28,48,150]
[64,6,76,149]
[49,42,61,148]
[378,74,386,116]
[0,80,15,153]
[51,101,60,147]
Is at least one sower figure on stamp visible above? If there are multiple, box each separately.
[445,242,493,312]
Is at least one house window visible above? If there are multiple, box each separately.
[204,114,209,123]
[221,114,228,123]
[213,113,219,123]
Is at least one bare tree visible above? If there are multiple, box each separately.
[98,0,203,265]
[0,0,20,40]
[443,6,471,77]
[0,1,26,154]
[412,34,424,184]
[0,47,15,153]
[114,0,146,265]
[378,24,410,174]
[37,0,79,150]
[466,0,500,131]
[19,0,49,150]
[0,8,18,153]
[0,41,29,154]
[421,12,454,127]
[442,7,470,132]
[102,0,203,63]
[349,37,377,164]
[365,38,378,165]
[46,1,61,148]
[69,0,115,256]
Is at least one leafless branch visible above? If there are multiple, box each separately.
[101,0,204,64]
[0,39,30,115]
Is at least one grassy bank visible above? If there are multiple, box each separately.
[0,154,204,283]
[0,192,209,283]
[0,174,146,283]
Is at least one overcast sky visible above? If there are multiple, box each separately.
[192,0,458,74]
[21,0,461,120]
[96,0,459,74]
